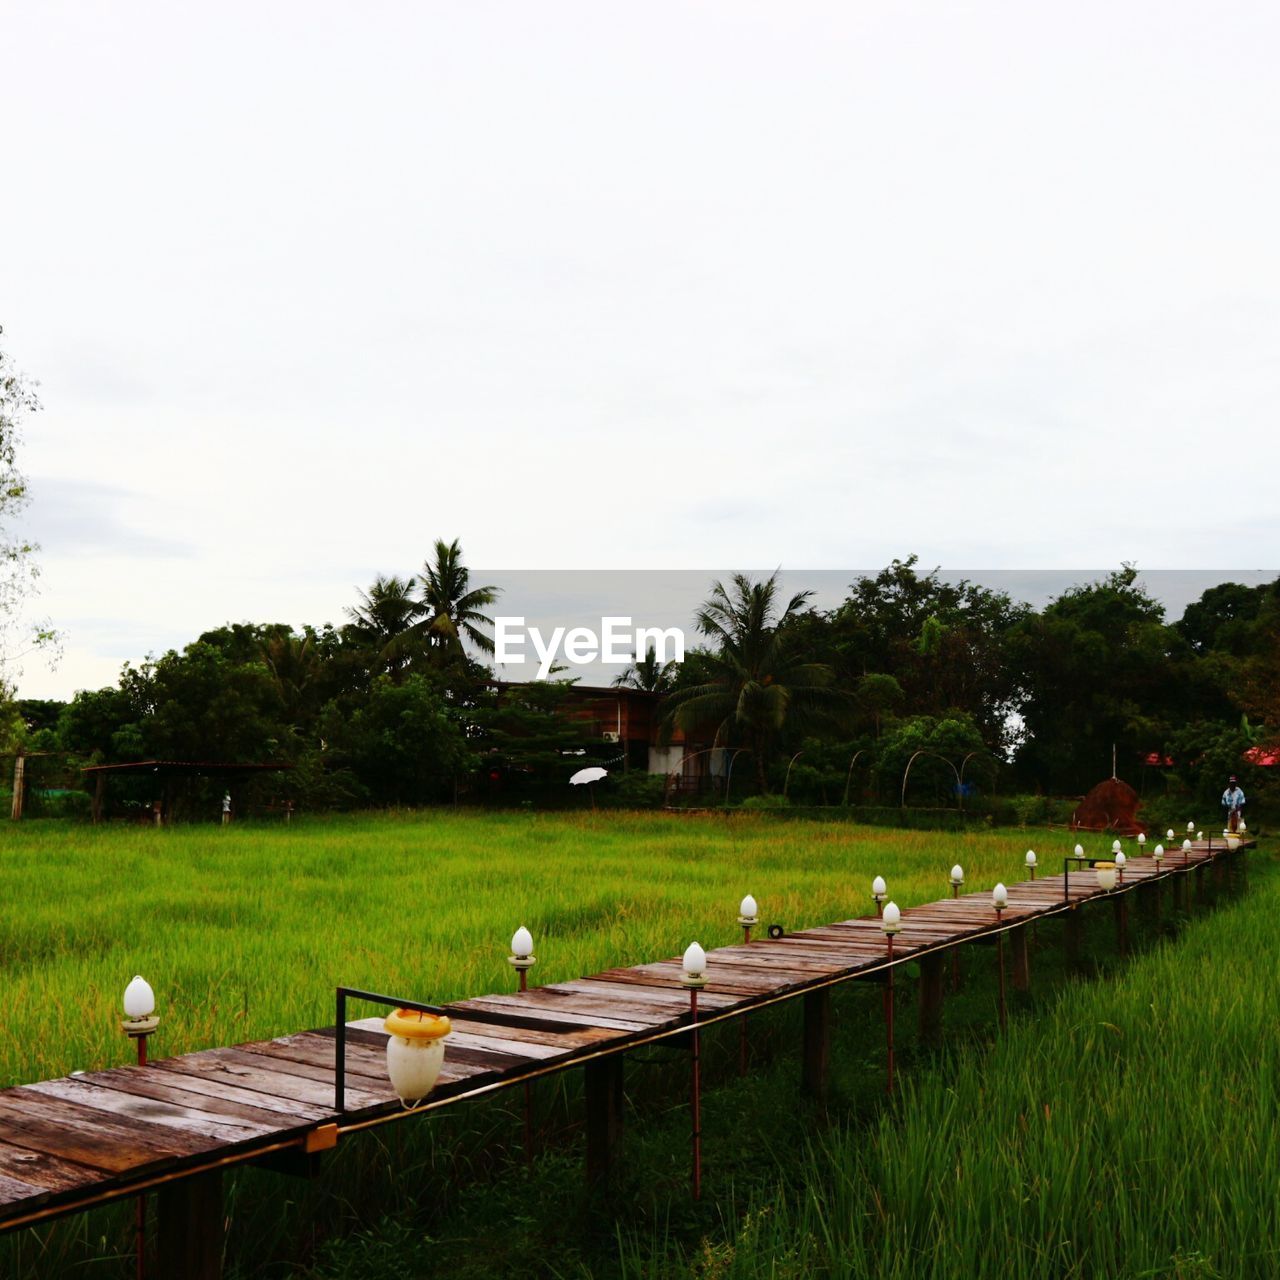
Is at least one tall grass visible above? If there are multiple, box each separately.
[616,856,1279,1279]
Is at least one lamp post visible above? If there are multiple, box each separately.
[992,885,1008,1029]
[1182,837,1192,866]
[1137,832,1146,856]
[682,942,707,1200]
[1115,850,1127,883]
[948,867,963,990]
[736,896,757,1075]
[509,927,536,992]
[1025,850,1037,880]
[508,927,537,1163]
[122,976,158,1280]
[872,876,887,918]
[881,903,900,1094]
[1153,842,1164,868]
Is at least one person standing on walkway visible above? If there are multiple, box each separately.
[1221,776,1246,832]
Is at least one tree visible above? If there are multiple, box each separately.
[345,574,421,682]
[612,644,676,693]
[417,538,499,658]
[0,327,56,689]
[661,572,848,793]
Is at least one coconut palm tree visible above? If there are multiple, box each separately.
[418,538,500,657]
[345,574,422,681]
[612,644,677,694]
[662,572,847,793]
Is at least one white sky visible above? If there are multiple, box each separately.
[2,2,1278,699]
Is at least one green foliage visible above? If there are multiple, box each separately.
[321,675,472,806]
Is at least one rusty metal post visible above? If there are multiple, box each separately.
[689,986,702,1200]
[995,933,1007,1031]
[884,933,896,1094]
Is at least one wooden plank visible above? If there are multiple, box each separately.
[448,995,657,1034]
[0,1170,50,1208]
[0,1141,102,1198]
[143,1063,330,1122]
[152,1051,385,1113]
[22,1078,278,1144]
[0,1090,211,1176]
[68,1066,312,1132]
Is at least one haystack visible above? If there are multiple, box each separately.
[1071,777,1146,835]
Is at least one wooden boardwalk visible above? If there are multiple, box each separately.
[0,839,1250,1267]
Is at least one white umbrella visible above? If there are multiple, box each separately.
[570,766,609,785]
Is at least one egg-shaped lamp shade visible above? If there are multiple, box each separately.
[1025,850,1037,867]
[123,976,155,1020]
[1187,821,1196,832]
[1137,833,1146,845]
[993,883,1008,909]
[1112,840,1122,854]
[511,926,534,959]
[881,902,901,934]
[384,1009,451,1107]
[1182,839,1192,852]
[1153,844,1164,859]
[872,875,886,897]
[1115,851,1126,868]
[1096,863,1118,892]
[1074,844,1084,858]
[950,864,964,885]
[682,941,707,978]
[1197,831,1204,840]
[1166,829,1175,841]
[740,894,758,920]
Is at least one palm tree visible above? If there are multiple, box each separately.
[662,572,847,793]
[612,644,677,693]
[418,539,500,657]
[345,574,422,681]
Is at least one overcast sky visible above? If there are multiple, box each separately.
[2,2,1278,700]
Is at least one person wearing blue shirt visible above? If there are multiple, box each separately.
[1221,776,1246,832]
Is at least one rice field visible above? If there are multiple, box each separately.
[0,811,1045,1086]
[0,812,1270,1279]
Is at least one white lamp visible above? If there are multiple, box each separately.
[872,875,887,902]
[881,902,901,935]
[1025,850,1037,879]
[1074,843,1085,860]
[992,883,1008,916]
[1187,821,1195,833]
[682,941,708,988]
[738,894,758,926]
[121,975,159,1061]
[1166,828,1175,841]
[384,1008,451,1108]
[1096,863,1118,892]
[1137,832,1146,848]
[950,864,965,887]
[123,975,155,1020]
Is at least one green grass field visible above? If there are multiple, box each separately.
[0,813,1271,1279]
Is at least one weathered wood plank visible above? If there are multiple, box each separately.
[22,1078,278,1144]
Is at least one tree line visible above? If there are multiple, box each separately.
[11,549,1280,817]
